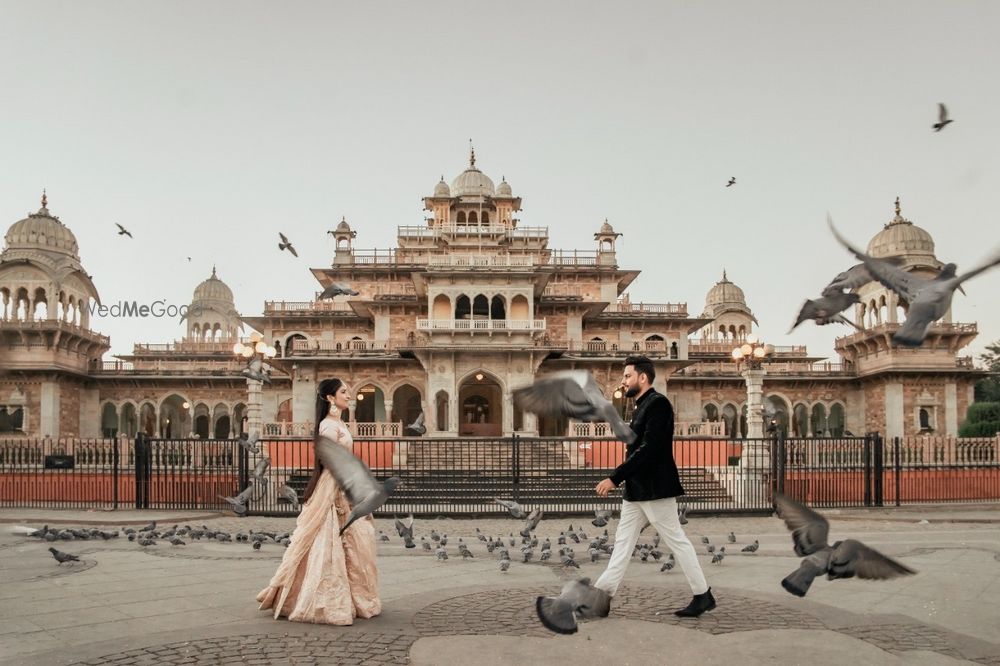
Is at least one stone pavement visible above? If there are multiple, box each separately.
[2,504,1000,665]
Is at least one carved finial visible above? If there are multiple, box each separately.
[41,189,48,209]
[211,264,217,278]
[723,268,728,281]
[341,215,346,223]
[895,196,901,217]
[469,139,476,167]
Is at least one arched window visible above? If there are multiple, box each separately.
[472,294,489,319]
[792,403,809,437]
[828,403,845,437]
[435,390,449,432]
[702,404,719,422]
[811,403,828,436]
[490,295,506,319]
[455,295,471,319]
[457,211,467,225]
[469,211,478,225]
[481,211,490,225]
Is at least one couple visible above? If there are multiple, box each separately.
[256,378,381,625]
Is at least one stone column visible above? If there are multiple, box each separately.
[246,378,264,436]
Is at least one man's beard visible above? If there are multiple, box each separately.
[625,385,640,398]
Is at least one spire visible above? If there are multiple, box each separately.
[211,264,217,278]
[887,196,910,227]
[894,196,901,217]
[722,269,728,282]
[469,139,476,168]
[41,189,47,209]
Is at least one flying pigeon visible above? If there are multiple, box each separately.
[789,292,863,333]
[494,498,529,519]
[115,223,133,238]
[238,431,262,455]
[519,508,544,537]
[535,578,612,634]
[394,513,414,539]
[932,103,953,132]
[591,509,613,528]
[726,177,736,187]
[242,358,272,384]
[828,216,1000,346]
[774,493,916,597]
[513,371,636,445]
[251,456,271,481]
[314,434,401,535]
[822,258,905,296]
[318,282,359,300]
[278,483,299,510]
[678,505,689,525]
[219,483,257,516]
[405,412,426,436]
[278,232,298,257]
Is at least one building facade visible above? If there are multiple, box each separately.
[0,157,982,441]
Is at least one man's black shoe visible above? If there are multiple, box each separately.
[674,588,716,617]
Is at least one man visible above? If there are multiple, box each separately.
[594,355,716,617]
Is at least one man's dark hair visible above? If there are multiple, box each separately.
[624,355,655,383]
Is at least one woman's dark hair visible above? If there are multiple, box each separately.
[313,378,344,439]
[304,378,344,503]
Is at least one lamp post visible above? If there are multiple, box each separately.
[730,335,774,439]
[233,332,277,436]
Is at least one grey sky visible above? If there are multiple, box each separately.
[1,1,997,361]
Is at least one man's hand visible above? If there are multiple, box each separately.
[595,478,616,497]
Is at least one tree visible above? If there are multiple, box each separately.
[974,340,1000,403]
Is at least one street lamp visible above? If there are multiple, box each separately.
[233,331,276,436]
[730,334,774,443]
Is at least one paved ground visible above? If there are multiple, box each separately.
[2,504,1000,665]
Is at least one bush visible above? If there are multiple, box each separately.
[960,402,1000,437]
[959,420,1000,437]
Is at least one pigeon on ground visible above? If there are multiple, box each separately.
[278,232,298,257]
[592,510,613,528]
[405,412,426,436]
[169,537,186,546]
[140,521,156,533]
[278,483,300,510]
[742,539,760,553]
[661,560,675,572]
[242,358,272,384]
[789,292,863,332]
[318,282,359,300]
[712,551,725,564]
[519,508,544,537]
[774,492,916,597]
[932,102,953,132]
[436,547,448,560]
[701,536,710,544]
[48,547,80,564]
[314,434,401,535]
[115,223,133,238]
[402,535,415,549]
[494,498,529,519]
[535,578,612,635]
[513,371,636,444]
[499,559,511,572]
[828,216,1000,346]
[726,177,736,187]
[727,532,736,543]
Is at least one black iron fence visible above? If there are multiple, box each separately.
[2,432,998,514]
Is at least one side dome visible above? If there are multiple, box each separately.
[192,266,234,303]
[3,194,79,258]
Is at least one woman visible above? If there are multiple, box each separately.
[256,378,381,624]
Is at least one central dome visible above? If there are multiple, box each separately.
[3,194,79,259]
[193,267,234,303]
[866,198,936,259]
[705,270,746,307]
[450,144,495,197]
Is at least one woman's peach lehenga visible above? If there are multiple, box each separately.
[256,417,381,624]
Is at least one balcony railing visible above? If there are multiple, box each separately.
[835,322,979,347]
[289,339,391,354]
[397,224,549,240]
[546,250,599,266]
[90,359,248,375]
[262,422,404,438]
[687,340,809,356]
[264,301,356,314]
[132,340,249,354]
[564,340,678,356]
[426,254,536,268]
[603,302,688,315]
[417,318,546,332]
[0,319,111,345]
[674,361,854,376]
[571,421,727,438]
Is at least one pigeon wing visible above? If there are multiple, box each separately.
[314,435,382,507]
[827,216,928,303]
[833,539,916,580]
[512,372,595,419]
[774,493,830,555]
[938,103,948,123]
[952,248,1000,289]
[252,457,271,478]
[279,232,289,244]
